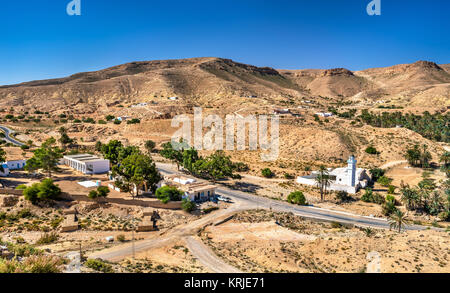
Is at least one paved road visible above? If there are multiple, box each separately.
[88,162,427,266]
[156,163,425,231]
[0,125,25,146]
[185,236,242,273]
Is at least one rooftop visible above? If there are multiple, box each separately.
[64,154,108,163]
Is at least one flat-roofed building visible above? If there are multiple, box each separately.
[162,174,217,202]
[63,154,110,175]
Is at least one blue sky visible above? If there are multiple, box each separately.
[0,0,449,85]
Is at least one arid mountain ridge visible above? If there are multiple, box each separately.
[1,57,449,112]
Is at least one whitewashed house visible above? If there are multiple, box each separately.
[315,112,333,118]
[5,160,26,170]
[161,174,217,202]
[63,154,110,175]
[296,156,371,194]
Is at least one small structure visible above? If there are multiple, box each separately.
[63,154,110,175]
[315,112,333,118]
[138,210,161,232]
[273,109,291,115]
[117,116,130,122]
[131,103,148,108]
[162,174,217,202]
[168,97,179,101]
[296,156,371,194]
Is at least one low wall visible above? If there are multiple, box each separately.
[0,189,23,196]
[59,192,182,210]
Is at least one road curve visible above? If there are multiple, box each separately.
[185,236,242,273]
[156,163,425,231]
[0,125,25,146]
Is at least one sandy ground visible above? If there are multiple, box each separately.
[201,210,450,273]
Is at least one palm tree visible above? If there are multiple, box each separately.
[389,210,408,233]
[440,151,450,167]
[315,165,330,202]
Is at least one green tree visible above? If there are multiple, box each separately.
[160,142,183,170]
[112,153,161,198]
[0,146,6,173]
[100,140,123,166]
[314,166,330,202]
[389,210,408,233]
[194,151,235,183]
[287,191,307,206]
[182,147,200,174]
[377,176,393,187]
[440,151,450,167]
[25,138,63,178]
[156,186,183,204]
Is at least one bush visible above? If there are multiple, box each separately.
[387,185,396,194]
[36,232,59,245]
[88,186,110,200]
[287,191,307,206]
[182,199,196,213]
[370,168,385,181]
[88,190,99,199]
[156,186,183,204]
[116,234,126,242]
[377,176,393,187]
[365,146,379,155]
[361,188,385,205]
[85,259,114,273]
[335,191,352,203]
[127,118,141,125]
[113,119,122,125]
[15,184,28,190]
[261,168,274,178]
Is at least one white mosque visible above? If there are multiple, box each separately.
[296,156,371,194]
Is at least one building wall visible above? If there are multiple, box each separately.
[0,164,10,177]
[6,160,26,170]
[88,160,110,174]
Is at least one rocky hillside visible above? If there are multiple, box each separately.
[0,58,449,113]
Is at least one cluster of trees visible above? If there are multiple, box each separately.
[399,181,450,221]
[160,142,242,183]
[358,110,450,143]
[88,186,110,200]
[404,144,432,168]
[99,140,162,198]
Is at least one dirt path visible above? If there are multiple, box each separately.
[184,236,242,273]
[379,160,407,170]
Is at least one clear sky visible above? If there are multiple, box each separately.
[1,0,449,85]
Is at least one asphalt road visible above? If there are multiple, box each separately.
[156,163,425,231]
[0,125,25,146]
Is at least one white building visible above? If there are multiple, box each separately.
[161,174,217,202]
[63,154,110,175]
[315,112,333,118]
[117,116,130,122]
[296,156,371,194]
[5,160,26,170]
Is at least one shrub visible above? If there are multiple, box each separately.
[287,191,307,206]
[97,186,110,198]
[15,184,28,190]
[370,168,385,181]
[335,191,352,203]
[261,168,274,178]
[182,198,196,213]
[23,179,62,203]
[85,259,114,273]
[127,118,141,125]
[36,232,59,245]
[365,146,379,155]
[113,119,122,125]
[116,234,126,242]
[377,176,393,187]
[156,186,183,204]
[387,185,396,194]
[361,188,384,205]
[88,190,99,199]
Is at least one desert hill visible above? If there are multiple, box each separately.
[0,58,449,113]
